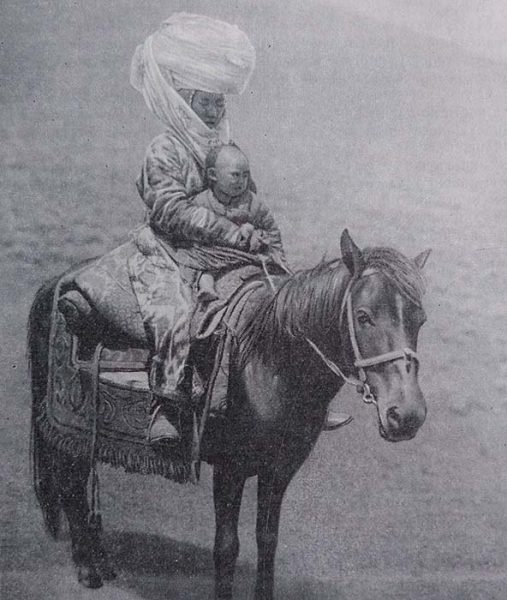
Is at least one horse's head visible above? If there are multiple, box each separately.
[340,230,430,442]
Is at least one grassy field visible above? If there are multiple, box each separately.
[1,1,506,598]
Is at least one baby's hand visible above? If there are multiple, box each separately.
[237,223,255,250]
[248,230,266,253]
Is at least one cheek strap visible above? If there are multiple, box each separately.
[306,270,419,406]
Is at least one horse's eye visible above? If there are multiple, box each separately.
[356,310,373,326]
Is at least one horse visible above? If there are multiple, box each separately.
[28,229,430,600]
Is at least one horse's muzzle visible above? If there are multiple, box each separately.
[379,400,426,442]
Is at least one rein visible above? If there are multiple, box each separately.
[306,268,419,406]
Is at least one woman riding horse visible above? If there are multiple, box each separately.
[128,13,350,443]
[28,15,430,598]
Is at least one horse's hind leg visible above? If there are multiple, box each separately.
[213,462,247,600]
[56,453,109,588]
[57,453,101,587]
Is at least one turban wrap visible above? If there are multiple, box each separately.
[130,13,256,165]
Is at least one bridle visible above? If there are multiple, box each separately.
[306,268,419,406]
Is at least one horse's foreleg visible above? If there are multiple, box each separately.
[213,462,247,600]
[57,454,103,589]
[254,467,293,600]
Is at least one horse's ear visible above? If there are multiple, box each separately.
[340,229,365,276]
[413,249,432,270]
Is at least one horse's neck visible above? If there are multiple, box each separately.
[273,262,350,397]
[237,266,351,442]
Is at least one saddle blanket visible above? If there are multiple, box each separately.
[37,272,268,483]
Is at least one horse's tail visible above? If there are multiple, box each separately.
[28,277,62,538]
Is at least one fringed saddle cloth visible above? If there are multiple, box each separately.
[38,239,274,484]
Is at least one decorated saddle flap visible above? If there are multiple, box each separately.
[38,300,193,482]
[40,269,271,482]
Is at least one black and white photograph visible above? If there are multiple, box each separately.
[1,1,506,598]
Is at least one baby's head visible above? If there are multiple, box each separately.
[206,143,250,199]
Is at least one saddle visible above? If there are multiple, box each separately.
[58,271,265,408]
[39,229,288,484]
[40,245,275,484]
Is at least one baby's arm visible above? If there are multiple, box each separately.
[249,196,286,256]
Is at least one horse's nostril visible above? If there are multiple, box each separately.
[404,413,420,435]
[386,406,401,428]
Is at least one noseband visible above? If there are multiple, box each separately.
[306,268,419,405]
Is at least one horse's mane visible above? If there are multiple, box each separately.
[239,246,426,367]
[361,246,426,308]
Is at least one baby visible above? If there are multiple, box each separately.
[192,143,286,301]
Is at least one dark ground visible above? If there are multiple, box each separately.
[1,1,506,598]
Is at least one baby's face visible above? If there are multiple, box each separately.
[212,147,250,198]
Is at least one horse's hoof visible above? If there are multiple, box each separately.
[77,565,103,589]
[98,560,117,581]
[92,543,117,580]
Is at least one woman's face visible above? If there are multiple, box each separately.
[191,91,226,128]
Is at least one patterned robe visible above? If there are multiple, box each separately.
[130,132,257,399]
[138,132,249,248]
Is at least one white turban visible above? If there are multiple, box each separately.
[130,13,255,166]
[131,13,256,95]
